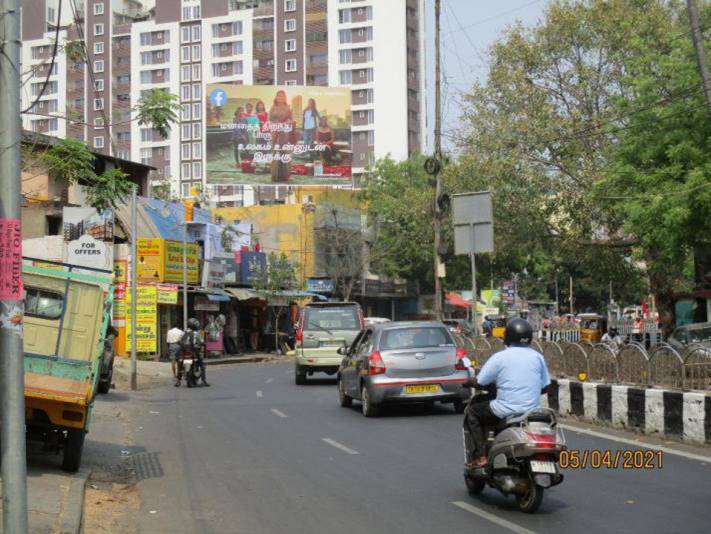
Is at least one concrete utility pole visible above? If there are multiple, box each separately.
[0,1,29,532]
[130,185,138,390]
[687,0,711,117]
[569,276,574,315]
[432,0,443,319]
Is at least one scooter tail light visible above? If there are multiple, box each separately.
[368,351,386,375]
[455,347,467,370]
[524,432,557,449]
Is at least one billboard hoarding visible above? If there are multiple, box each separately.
[206,84,352,186]
[137,238,199,285]
[125,284,157,353]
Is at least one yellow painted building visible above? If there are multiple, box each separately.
[213,188,361,285]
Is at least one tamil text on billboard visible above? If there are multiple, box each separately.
[206,84,352,186]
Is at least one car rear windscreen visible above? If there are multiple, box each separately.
[305,307,359,330]
[380,327,453,350]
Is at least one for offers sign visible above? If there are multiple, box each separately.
[67,234,108,269]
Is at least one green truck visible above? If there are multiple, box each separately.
[22,259,114,472]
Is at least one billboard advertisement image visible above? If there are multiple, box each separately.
[206,83,352,186]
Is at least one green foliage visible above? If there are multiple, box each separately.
[38,138,132,210]
[136,89,180,139]
[251,253,299,296]
[360,155,435,290]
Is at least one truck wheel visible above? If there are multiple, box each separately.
[97,367,113,394]
[295,365,307,385]
[62,429,85,472]
[464,473,485,495]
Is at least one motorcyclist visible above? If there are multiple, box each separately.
[601,327,624,350]
[177,318,210,387]
[462,318,550,468]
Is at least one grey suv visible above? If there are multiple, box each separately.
[337,321,471,417]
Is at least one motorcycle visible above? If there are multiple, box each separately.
[178,351,202,388]
[460,357,566,513]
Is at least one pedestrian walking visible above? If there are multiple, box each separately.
[167,323,184,378]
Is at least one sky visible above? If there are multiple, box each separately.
[425,0,552,151]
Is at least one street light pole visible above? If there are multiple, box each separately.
[183,221,188,330]
[0,1,28,531]
[432,0,443,320]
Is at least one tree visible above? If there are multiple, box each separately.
[29,138,132,210]
[250,253,299,353]
[136,89,180,139]
[598,1,711,329]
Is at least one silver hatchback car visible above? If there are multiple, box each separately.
[337,321,471,417]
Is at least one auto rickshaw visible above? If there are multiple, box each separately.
[578,313,607,343]
[487,315,507,339]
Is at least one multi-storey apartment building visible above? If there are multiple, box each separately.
[20,0,427,205]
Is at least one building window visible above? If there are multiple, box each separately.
[285,39,296,52]
[181,123,191,140]
[339,49,351,64]
[94,23,104,36]
[94,79,104,91]
[192,24,201,41]
[140,128,152,142]
[48,118,58,131]
[181,163,191,180]
[181,65,191,81]
[181,181,191,197]
[285,80,297,86]
[192,122,201,140]
[181,142,191,160]
[192,44,201,61]
[339,9,351,24]
[192,142,202,159]
[339,70,352,85]
[94,59,104,73]
[140,148,152,164]
[117,132,130,142]
[93,41,104,54]
[93,136,104,149]
[181,84,191,101]
[285,0,296,12]
[93,2,104,15]
[338,29,351,44]
[181,104,191,121]
[192,84,201,100]
[192,103,202,120]
[284,19,296,32]
[94,117,104,128]
[93,97,104,110]
[181,26,190,43]
[192,162,202,180]
[181,46,190,63]
[285,59,297,72]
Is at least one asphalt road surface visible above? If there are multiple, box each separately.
[109,362,711,534]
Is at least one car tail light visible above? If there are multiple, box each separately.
[368,351,386,375]
[455,347,467,370]
[525,432,556,449]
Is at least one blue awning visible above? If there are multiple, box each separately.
[207,293,231,302]
[275,290,328,301]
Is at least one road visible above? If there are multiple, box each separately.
[101,361,711,534]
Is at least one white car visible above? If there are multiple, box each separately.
[364,317,391,327]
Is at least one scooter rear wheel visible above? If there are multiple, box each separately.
[464,473,485,495]
[516,484,544,513]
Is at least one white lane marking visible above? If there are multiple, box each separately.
[256,390,263,398]
[266,378,274,384]
[560,424,711,463]
[451,502,537,534]
[322,438,359,455]
[270,408,288,418]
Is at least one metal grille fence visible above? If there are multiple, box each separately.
[455,335,711,391]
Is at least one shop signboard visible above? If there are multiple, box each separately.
[113,260,127,301]
[164,240,200,284]
[240,251,267,285]
[63,206,114,272]
[307,278,335,293]
[125,284,157,353]
[194,296,219,312]
[156,283,179,304]
[137,238,165,281]
[202,261,226,290]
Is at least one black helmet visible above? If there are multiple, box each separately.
[187,318,200,330]
[504,318,533,346]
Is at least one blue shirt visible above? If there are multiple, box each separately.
[304,109,317,130]
[476,346,551,418]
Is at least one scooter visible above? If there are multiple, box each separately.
[460,357,566,513]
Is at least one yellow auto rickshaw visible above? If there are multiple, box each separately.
[578,313,607,343]
[487,315,507,339]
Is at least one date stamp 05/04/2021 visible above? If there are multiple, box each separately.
[557,449,664,469]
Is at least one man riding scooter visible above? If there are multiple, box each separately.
[462,318,550,469]
[177,318,210,387]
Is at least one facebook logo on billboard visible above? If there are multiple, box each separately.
[210,88,227,107]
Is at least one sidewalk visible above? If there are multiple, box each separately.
[0,462,89,534]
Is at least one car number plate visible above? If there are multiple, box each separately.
[405,384,439,394]
[530,461,557,474]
